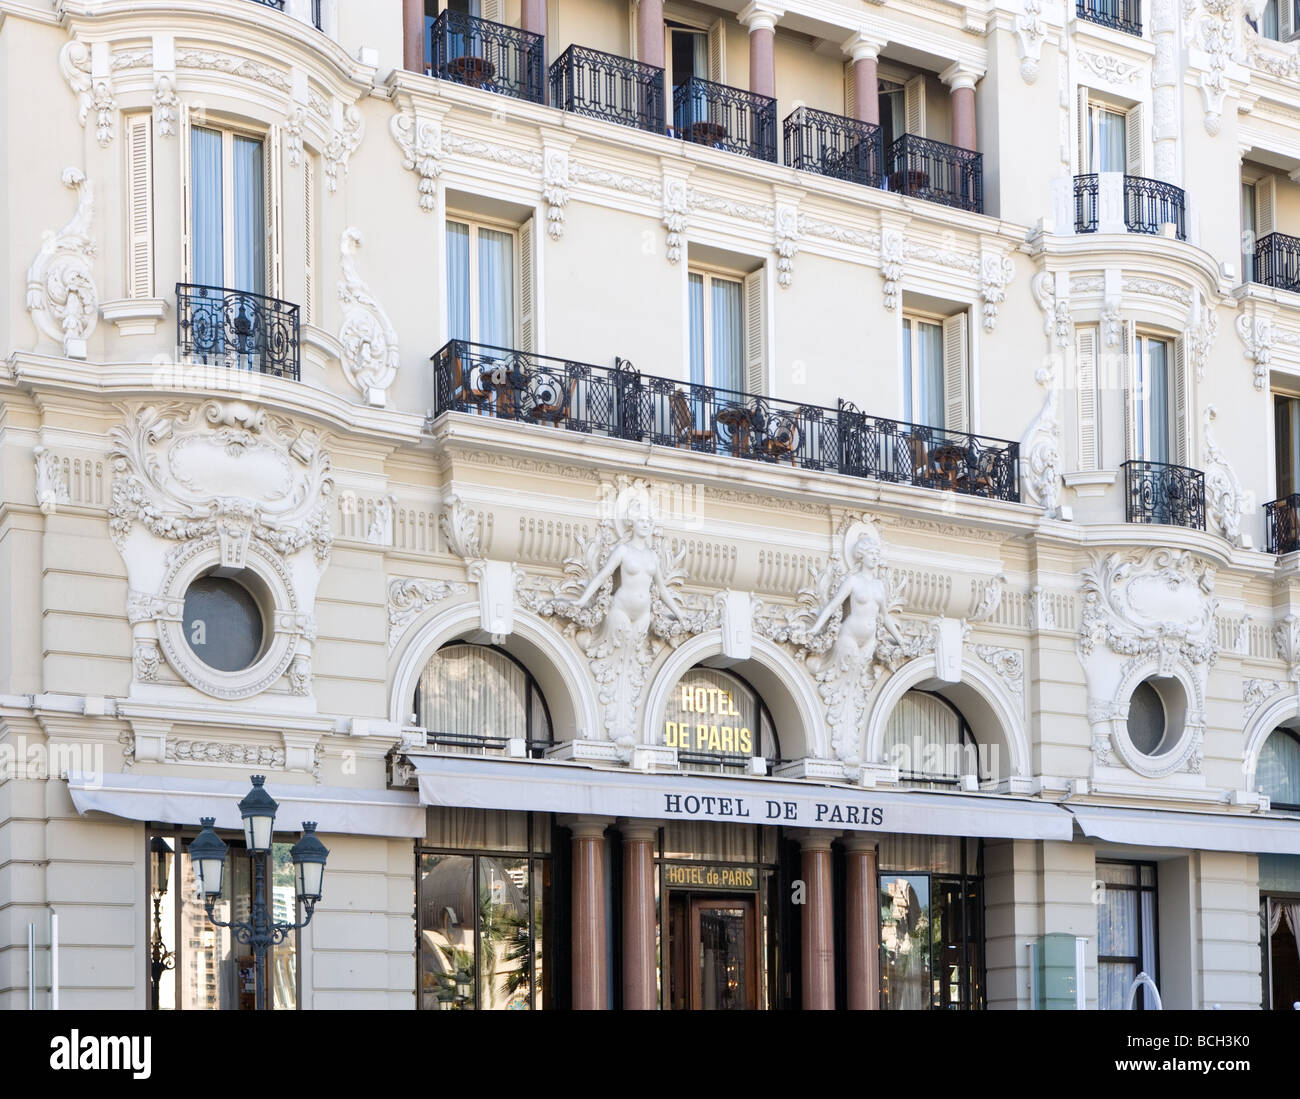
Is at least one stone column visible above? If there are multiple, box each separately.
[568,817,611,1010]
[521,0,547,49]
[621,822,659,1010]
[843,33,885,126]
[941,63,981,151]
[402,0,424,74]
[637,0,666,67]
[844,835,880,1010]
[798,830,835,1009]
[739,3,784,100]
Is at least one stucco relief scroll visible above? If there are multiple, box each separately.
[389,105,443,212]
[60,39,116,147]
[26,169,98,359]
[337,228,399,406]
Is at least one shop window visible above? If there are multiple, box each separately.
[186,123,274,295]
[878,835,983,1009]
[1260,853,1300,1010]
[148,828,299,1010]
[903,311,968,432]
[417,808,552,1010]
[882,691,986,789]
[412,641,552,757]
[660,666,780,773]
[1097,859,1158,1010]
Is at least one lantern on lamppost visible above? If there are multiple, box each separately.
[148,835,175,1006]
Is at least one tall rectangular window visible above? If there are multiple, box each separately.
[1097,860,1158,1010]
[1134,334,1171,464]
[688,270,744,394]
[1243,180,1258,283]
[903,316,945,427]
[1276,394,1300,498]
[189,126,265,295]
[1087,104,1127,174]
[446,219,516,347]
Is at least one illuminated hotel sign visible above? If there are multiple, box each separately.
[664,684,753,754]
[664,863,758,891]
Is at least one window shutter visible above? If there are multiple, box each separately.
[481,0,502,23]
[1125,103,1144,177]
[904,74,926,137]
[708,18,726,84]
[1256,174,1277,238]
[125,114,154,299]
[1283,0,1295,40]
[1173,336,1189,467]
[743,268,765,395]
[266,125,284,298]
[519,217,535,353]
[180,103,192,282]
[1076,326,1099,472]
[843,60,856,118]
[1077,87,1091,173]
[303,155,315,325]
[1123,321,1138,462]
[941,311,969,433]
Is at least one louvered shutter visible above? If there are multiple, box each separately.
[1125,103,1144,177]
[844,60,856,118]
[1077,87,1091,173]
[708,18,726,83]
[743,268,765,395]
[125,114,154,299]
[519,217,535,353]
[1283,0,1295,40]
[303,155,315,325]
[1123,321,1138,461]
[904,74,926,137]
[1256,175,1277,237]
[481,0,502,23]
[1076,326,1099,471]
[266,125,284,297]
[180,103,192,281]
[1173,336,1189,467]
[942,312,969,432]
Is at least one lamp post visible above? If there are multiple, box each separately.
[190,775,330,1011]
[149,835,175,1007]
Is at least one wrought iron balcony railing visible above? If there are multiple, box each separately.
[1077,0,1142,35]
[1122,459,1205,530]
[429,9,545,104]
[248,0,284,8]
[672,76,777,162]
[1266,495,1300,554]
[885,134,983,213]
[176,283,301,380]
[1072,173,1186,240]
[431,340,1020,502]
[549,45,665,134]
[783,106,884,189]
[1254,232,1300,294]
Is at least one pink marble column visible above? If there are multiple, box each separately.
[621,823,659,1010]
[521,0,547,45]
[637,0,666,67]
[942,64,980,151]
[402,0,424,73]
[740,5,781,100]
[799,831,835,1010]
[844,35,884,126]
[844,836,880,1010]
[569,817,610,1010]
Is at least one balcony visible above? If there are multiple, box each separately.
[1073,173,1186,240]
[885,134,983,214]
[672,76,777,163]
[1122,459,1205,530]
[1077,0,1142,36]
[783,107,884,190]
[1266,495,1300,554]
[431,340,1020,502]
[1254,232,1300,294]
[549,45,665,135]
[176,283,301,380]
[428,10,545,105]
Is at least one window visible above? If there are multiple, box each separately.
[1245,173,1276,284]
[878,835,984,1010]
[148,828,299,1010]
[1258,726,1300,810]
[1078,94,1142,177]
[446,217,520,349]
[665,18,724,88]
[1249,0,1295,40]
[188,125,269,295]
[689,271,743,394]
[661,666,781,773]
[417,808,552,1010]
[1243,180,1258,282]
[882,691,986,789]
[1125,677,1186,757]
[1126,328,1187,466]
[182,575,267,673]
[903,312,968,430]
[1097,860,1158,1010]
[878,74,925,148]
[1274,394,1300,498]
[413,642,552,756]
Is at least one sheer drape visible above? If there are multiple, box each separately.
[446,221,471,342]
[417,645,527,742]
[1092,107,1126,173]
[1140,339,1171,465]
[904,320,944,427]
[688,273,706,387]
[882,691,970,785]
[662,821,756,862]
[190,127,224,288]
[877,833,961,874]
[424,807,530,851]
[1259,729,1300,806]
[477,227,514,347]
[232,136,264,295]
[711,278,743,394]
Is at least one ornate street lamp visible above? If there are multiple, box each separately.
[149,835,175,1007]
[191,776,330,1010]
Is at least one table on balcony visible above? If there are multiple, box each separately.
[928,443,967,491]
[689,121,729,146]
[715,405,760,458]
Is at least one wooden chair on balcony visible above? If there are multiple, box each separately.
[448,349,494,414]
[526,373,577,427]
[669,389,715,450]
[905,432,931,485]
[759,413,799,465]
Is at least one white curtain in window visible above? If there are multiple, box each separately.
[662,821,757,861]
[882,691,966,783]
[1259,729,1300,806]
[1264,0,1280,38]
[711,278,743,394]
[233,136,264,296]
[1098,885,1138,1010]
[1139,338,1171,464]
[417,646,527,742]
[424,807,530,850]
[877,833,962,874]
[477,227,514,348]
[190,127,224,287]
[1093,108,1126,174]
[688,273,706,387]
[904,320,944,427]
[446,221,471,342]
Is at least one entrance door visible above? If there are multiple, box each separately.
[668,895,758,1009]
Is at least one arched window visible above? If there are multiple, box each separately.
[661,666,780,774]
[882,690,985,789]
[1259,727,1300,811]
[413,642,552,757]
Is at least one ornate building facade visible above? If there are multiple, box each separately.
[2,0,1300,1010]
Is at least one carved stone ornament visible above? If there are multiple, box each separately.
[517,477,698,757]
[1201,405,1249,546]
[1236,310,1272,391]
[1275,614,1300,694]
[439,493,485,561]
[663,177,688,265]
[388,577,470,650]
[60,40,116,147]
[543,149,570,240]
[153,73,179,138]
[337,228,400,406]
[1015,0,1047,83]
[34,445,71,516]
[1190,0,1238,135]
[1020,372,1063,519]
[1185,306,1218,382]
[285,106,308,168]
[26,168,98,359]
[323,104,364,194]
[880,229,904,311]
[389,107,442,212]
[974,645,1025,701]
[980,252,1015,331]
[774,203,799,289]
[1244,677,1284,722]
[1031,270,1070,349]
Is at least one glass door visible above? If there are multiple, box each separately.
[691,898,756,1010]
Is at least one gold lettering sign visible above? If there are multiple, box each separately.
[664,864,758,891]
[665,683,752,754]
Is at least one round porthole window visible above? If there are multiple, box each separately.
[182,574,266,673]
[1125,676,1187,758]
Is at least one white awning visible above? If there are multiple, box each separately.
[406,755,1074,841]
[66,771,426,838]
[1069,805,1300,855]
